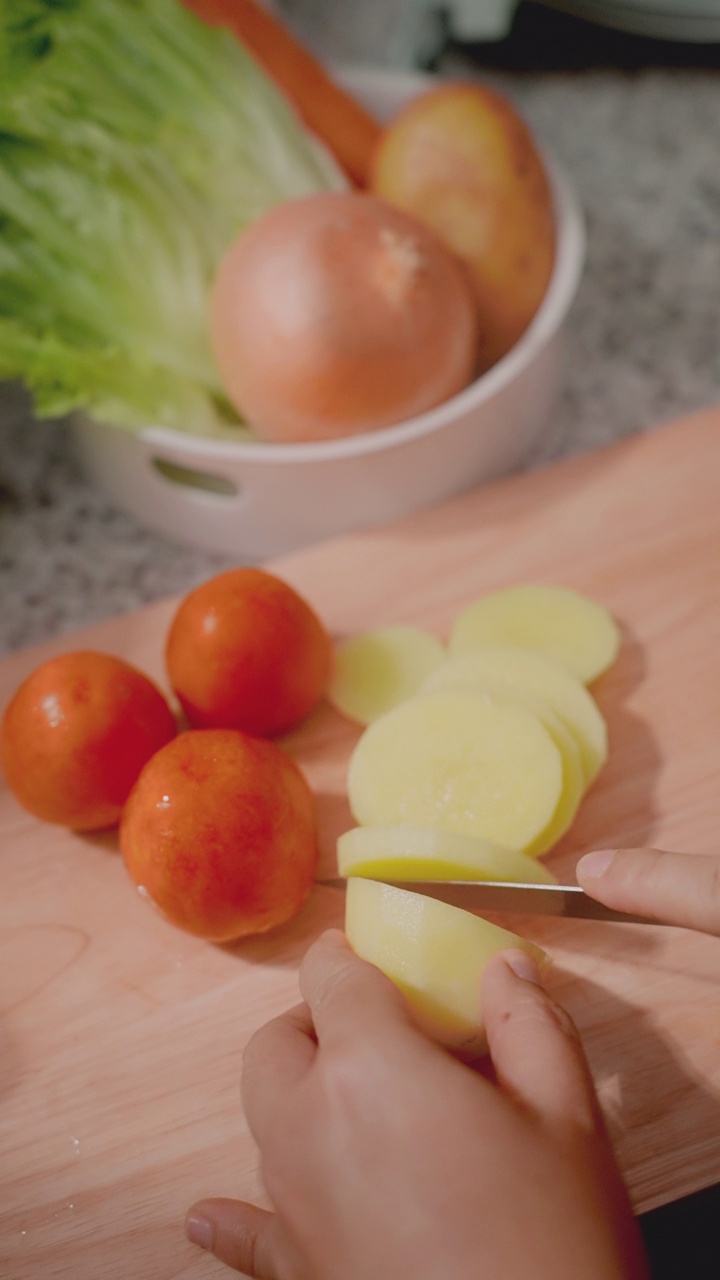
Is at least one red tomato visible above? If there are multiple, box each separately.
[120,729,318,942]
[165,568,332,737]
[0,651,177,830]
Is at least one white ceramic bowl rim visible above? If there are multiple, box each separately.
[141,147,585,467]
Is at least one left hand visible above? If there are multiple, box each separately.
[577,846,720,935]
[185,929,648,1280]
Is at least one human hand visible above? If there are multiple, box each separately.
[185,930,648,1280]
[577,847,720,935]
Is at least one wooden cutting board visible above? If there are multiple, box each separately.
[2,407,720,1279]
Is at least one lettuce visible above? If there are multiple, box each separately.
[0,0,344,435]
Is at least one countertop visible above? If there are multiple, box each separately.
[1,3,720,657]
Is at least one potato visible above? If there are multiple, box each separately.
[512,694,585,854]
[347,686,563,855]
[423,647,607,784]
[330,625,445,725]
[449,585,620,685]
[337,825,557,884]
[345,877,545,1052]
[370,82,556,368]
[412,678,583,856]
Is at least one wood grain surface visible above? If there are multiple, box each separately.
[2,407,720,1279]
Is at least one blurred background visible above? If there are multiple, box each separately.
[280,0,720,63]
[1,0,719,654]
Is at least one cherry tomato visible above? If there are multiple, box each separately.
[120,729,318,941]
[165,568,332,737]
[0,650,177,830]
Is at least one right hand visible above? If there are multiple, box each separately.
[185,931,647,1280]
[576,847,720,935]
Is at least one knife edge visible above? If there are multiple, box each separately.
[320,878,662,926]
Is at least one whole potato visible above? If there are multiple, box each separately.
[370,83,556,369]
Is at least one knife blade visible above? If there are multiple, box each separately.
[320,878,666,925]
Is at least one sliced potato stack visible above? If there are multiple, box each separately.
[348,686,565,857]
[424,646,607,784]
[331,584,619,1048]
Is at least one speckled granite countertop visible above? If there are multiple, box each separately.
[1,8,719,657]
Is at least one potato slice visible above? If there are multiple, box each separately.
[337,825,557,884]
[424,647,607,784]
[449,585,620,684]
[348,687,563,855]
[330,625,446,725]
[511,695,585,856]
[410,679,582,857]
[345,877,545,1053]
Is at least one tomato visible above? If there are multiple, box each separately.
[120,729,318,941]
[0,650,177,830]
[165,568,332,737]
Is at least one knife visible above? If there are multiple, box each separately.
[321,878,667,925]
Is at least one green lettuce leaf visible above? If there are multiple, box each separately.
[0,0,344,436]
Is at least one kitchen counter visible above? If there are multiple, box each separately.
[1,4,719,657]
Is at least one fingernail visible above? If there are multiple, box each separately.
[185,1212,214,1251]
[577,849,616,879]
[502,948,542,984]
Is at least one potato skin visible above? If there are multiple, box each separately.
[371,83,556,369]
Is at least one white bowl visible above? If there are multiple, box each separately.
[73,68,585,560]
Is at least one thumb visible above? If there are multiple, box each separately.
[481,950,602,1135]
[577,847,720,936]
[185,1199,302,1278]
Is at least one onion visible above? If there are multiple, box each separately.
[210,192,481,443]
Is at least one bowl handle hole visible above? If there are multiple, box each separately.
[151,457,240,498]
